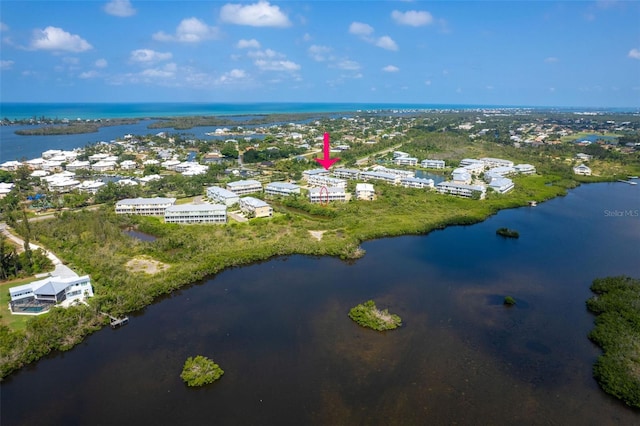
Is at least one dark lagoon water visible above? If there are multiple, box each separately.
[2,183,639,425]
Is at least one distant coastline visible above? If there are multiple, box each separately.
[1,102,638,121]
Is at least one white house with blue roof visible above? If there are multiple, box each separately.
[9,275,93,314]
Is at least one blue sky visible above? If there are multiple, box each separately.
[1,0,639,107]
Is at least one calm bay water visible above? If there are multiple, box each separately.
[1,183,639,425]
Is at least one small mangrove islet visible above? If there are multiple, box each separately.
[180,355,224,387]
[348,300,402,331]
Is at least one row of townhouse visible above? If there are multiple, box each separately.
[436,182,487,199]
[164,204,227,224]
[308,186,348,203]
[307,174,347,189]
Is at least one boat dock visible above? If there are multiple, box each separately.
[101,312,130,328]
[618,180,638,185]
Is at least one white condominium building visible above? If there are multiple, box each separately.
[421,159,446,169]
[207,186,240,206]
[307,174,347,188]
[265,182,301,197]
[400,177,435,189]
[360,171,400,185]
[332,168,360,180]
[355,183,375,200]
[308,187,347,203]
[480,157,514,169]
[239,197,273,218]
[514,164,536,174]
[227,179,263,196]
[115,197,177,216]
[436,182,486,199]
[393,157,418,166]
[164,203,227,224]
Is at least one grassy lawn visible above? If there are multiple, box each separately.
[0,277,40,331]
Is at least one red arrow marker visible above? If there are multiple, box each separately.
[315,132,340,170]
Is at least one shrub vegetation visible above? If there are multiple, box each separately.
[586,276,640,409]
[348,300,402,331]
[180,355,224,387]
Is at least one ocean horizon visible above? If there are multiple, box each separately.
[1,102,638,121]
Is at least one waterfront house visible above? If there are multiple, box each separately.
[421,159,446,169]
[355,183,375,200]
[436,182,486,199]
[164,203,227,224]
[573,164,592,176]
[308,187,347,203]
[239,197,273,218]
[265,182,301,197]
[207,186,240,206]
[115,197,176,216]
[227,179,263,196]
[9,275,93,314]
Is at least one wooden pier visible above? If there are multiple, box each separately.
[101,312,130,328]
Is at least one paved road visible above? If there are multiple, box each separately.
[355,143,403,166]
[1,222,77,278]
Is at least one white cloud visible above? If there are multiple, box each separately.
[1,60,14,70]
[349,22,398,51]
[217,68,248,84]
[308,45,332,62]
[382,65,400,72]
[335,60,360,71]
[79,70,99,79]
[63,57,80,65]
[31,26,92,52]
[130,49,172,63]
[0,22,9,32]
[254,59,300,72]
[391,10,434,27]
[153,18,220,43]
[220,1,291,27]
[544,56,559,63]
[376,36,398,51]
[628,48,640,60]
[237,39,261,49]
[95,58,108,68]
[247,48,283,59]
[349,22,374,36]
[103,0,136,17]
[141,62,177,79]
